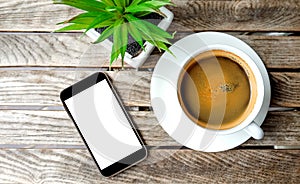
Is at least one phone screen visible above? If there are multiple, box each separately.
[64,78,143,170]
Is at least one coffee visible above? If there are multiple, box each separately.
[178,50,257,130]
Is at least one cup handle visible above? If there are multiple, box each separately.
[244,122,264,140]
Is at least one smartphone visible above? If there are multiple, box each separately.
[60,72,147,177]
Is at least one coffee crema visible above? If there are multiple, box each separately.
[178,50,257,130]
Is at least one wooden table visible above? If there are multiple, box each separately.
[1,0,300,183]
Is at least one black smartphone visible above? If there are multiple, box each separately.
[60,72,147,177]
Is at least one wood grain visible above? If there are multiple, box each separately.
[0,0,299,183]
[271,72,300,108]
[0,0,81,32]
[0,110,174,147]
[1,0,300,32]
[245,111,300,146]
[0,71,150,107]
[147,34,300,69]
[0,149,299,183]
[0,110,298,147]
[168,0,300,32]
[0,70,299,107]
[1,33,300,69]
[0,33,130,68]
[0,69,162,108]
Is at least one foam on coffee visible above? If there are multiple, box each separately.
[178,50,257,130]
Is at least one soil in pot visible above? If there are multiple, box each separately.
[95,13,163,58]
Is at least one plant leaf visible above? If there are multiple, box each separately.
[127,0,173,15]
[125,14,174,55]
[55,24,88,32]
[93,25,114,44]
[141,19,174,39]
[128,22,145,51]
[105,6,123,13]
[93,19,115,29]
[53,0,176,66]
[110,43,120,66]
[53,0,106,12]
[111,20,128,66]
[157,41,174,56]
[101,0,115,6]
[143,0,173,8]
[112,0,123,7]
[83,13,115,33]
[57,12,99,25]
[142,33,160,49]
[146,39,173,55]
[125,0,131,6]
[120,22,128,67]
[132,11,152,17]
[110,19,124,64]
[156,41,172,53]
[127,13,169,47]
[149,33,171,45]
[130,0,145,6]
[125,4,158,14]
[125,14,156,44]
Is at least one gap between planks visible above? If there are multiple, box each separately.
[0,69,299,108]
[0,67,299,73]
[0,110,299,148]
[1,33,300,69]
[0,105,296,111]
[0,31,299,35]
[0,149,299,183]
[0,144,296,150]
[1,0,300,32]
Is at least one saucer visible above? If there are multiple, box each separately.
[150,32,271,152]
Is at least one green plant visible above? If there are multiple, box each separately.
[54,0,175,67]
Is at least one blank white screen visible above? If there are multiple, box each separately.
[65,80,142,169]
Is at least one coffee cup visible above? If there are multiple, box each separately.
[177,45,264,139]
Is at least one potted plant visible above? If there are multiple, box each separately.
[54,0,175,69]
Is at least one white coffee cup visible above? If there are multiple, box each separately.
[151,32,270,152]
[177,44,265,140]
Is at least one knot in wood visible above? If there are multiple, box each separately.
[234,0,255,21]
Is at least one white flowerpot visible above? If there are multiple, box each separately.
[86,7,174,68]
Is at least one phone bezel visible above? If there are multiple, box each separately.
[60,72,147,177]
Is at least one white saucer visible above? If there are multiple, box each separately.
[150,32,271,152]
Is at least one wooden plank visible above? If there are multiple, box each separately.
[0,110,174,147]
[271,72,300,108]
[0,149,299,183]
[0,33,130,68]
[0,71,150,107]
[1,33,300,69]
[0,0,81,32]
[0,110,298,147]
[245,111,300,146]
[0,110,300,148]
[237,35,300,69]
[168,0,300,32]
[0,71,299,107]
[0,0,300,32]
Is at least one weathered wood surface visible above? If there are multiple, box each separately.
[245,111,300,146]
[271,72,300,108]
[1,33,300,69]
[0,110,174,147]
[0,71,151,106]
[169,0,300,32]
[1,0,300,32]
[0,149,299,183]
[1,0,300,182]
[0,70,299,107]
[0,110,299,147]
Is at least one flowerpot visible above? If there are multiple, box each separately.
[86,7,174,68]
